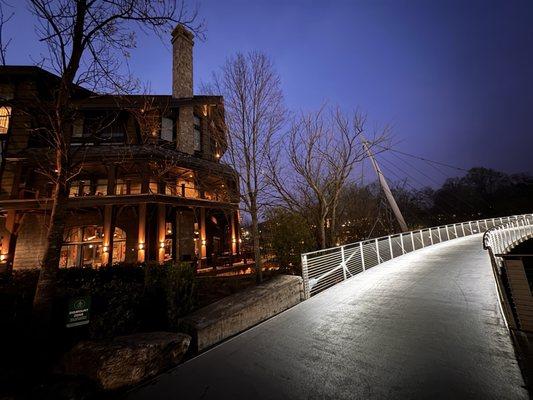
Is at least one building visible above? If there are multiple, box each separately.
[0,25,240,271]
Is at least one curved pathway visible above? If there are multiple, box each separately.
[128,235,527,399]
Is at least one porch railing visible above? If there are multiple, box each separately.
[301,214,533,299]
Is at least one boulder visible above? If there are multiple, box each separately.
[181,274,303,351]
[60,332,190,390]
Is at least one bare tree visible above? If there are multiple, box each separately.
[0,1,13,65]
[268,106,387,249]
[25,0,202,329]
[204,52,286,283]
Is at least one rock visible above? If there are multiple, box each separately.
[181,274,303,351]
[60,332,191,390]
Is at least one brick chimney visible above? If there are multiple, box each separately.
[171,24,194,98]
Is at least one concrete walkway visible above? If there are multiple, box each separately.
[128,235,527,399]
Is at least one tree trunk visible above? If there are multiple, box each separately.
[250,202,263,284]
[32,158,69,330]
[318,216,327,249]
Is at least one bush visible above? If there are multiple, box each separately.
[0,262,197,344]
[143,262,197,331]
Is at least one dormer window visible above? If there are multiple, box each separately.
[193,115,201,152]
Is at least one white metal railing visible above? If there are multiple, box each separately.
[483,214,533,268]
[301,214,533,298]
[481,215,533,331]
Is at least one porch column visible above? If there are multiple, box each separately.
[157,204,166,263]
[174,210,181,262]
[230,210,238,255]
[101,205,115,266]
[107,165,117,195]
[200,207,207,261]
[137,203,146,262]
[1,210,20,271]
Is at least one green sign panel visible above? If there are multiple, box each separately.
[66,296,91,328]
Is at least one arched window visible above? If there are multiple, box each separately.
[60,226,126,268]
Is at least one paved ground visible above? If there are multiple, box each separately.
[128,235,528,399]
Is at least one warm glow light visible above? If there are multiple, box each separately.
[0,106,11,134]
[160,241,165,249]
[103,246,109,252]
[138,243,144,250]
[201,239,207,246]
[0,254,5,261]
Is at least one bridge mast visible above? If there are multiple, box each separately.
[361,138,409,232]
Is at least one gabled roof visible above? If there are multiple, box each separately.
[0,65,95,97]
[74,94,223,110]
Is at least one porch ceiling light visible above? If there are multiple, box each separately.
[138,243,144,250]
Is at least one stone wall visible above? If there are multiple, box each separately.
[171,25,194,99]
[180,275,304,351]
[177,106,194,154]
[13,213,48,268]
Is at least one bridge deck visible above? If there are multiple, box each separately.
[129,235,527,399]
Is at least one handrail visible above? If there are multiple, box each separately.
[301,213,533,298]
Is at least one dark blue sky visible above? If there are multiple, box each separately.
[5,0,533,183]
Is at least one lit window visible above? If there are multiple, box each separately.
[129,181,142,194]
[149,180,159,194]
[115,179,127,195]
[60,226,127,268]
[95,179,107,196]
[0,106,12,135]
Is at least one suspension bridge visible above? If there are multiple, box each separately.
[128,215,533,399]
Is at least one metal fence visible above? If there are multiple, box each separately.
[301,214,533,298]
[483,214,533,267]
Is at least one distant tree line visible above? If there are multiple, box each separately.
[259,167,533,272]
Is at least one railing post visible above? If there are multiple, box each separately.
[476,220,481,233]
[468,221,472,235]
[454,224,458,238]
[461,223,466,236]
[420,230,425,247]
[429,228,434,245]
[437,227,442,242]
[375,238,381,263]
[341,245,347,281]
[360,242,365,271]
[388,236,393,259]
[411,231,415,250]
[400,233,405,254]
[301,254,310,299]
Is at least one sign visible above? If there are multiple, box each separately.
[66,296,91,328]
